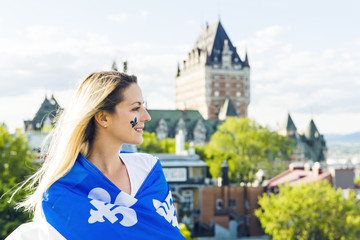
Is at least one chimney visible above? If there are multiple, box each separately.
[175,130,185,155]
[312,162,321,176]
[221,160,229,186]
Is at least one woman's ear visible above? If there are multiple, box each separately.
[94,111,109,128]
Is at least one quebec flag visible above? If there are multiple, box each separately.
[42,153,185,240]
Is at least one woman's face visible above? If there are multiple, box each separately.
[105,83,151,145]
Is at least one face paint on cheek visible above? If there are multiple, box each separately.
[130,116,138,128]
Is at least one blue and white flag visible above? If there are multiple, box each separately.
[42,153,185,240]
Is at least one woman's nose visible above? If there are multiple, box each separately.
[141,108,151,122]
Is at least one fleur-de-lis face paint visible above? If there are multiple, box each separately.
[130,116,138,128]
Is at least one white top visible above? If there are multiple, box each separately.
[6,153,158,240]
[120,152,158,197]
[5,219,65,240]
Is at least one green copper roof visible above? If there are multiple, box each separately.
[283,113,297,131]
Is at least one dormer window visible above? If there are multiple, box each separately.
[223,56,230,63]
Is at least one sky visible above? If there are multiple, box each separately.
[0,0,359,135]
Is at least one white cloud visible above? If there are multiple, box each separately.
[107,13,129,24]
[138,10,149,18]
[238,25,360,134]
[235,25,287,55]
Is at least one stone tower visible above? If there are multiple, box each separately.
[175,20,250,120]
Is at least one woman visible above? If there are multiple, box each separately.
[7,71,185,239]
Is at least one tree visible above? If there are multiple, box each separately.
[205,118,294,183]
[0,124,36,239]
[255,181,360,240]
[138,132,163,153]
[179,223,198,240]
[138,131,189,154]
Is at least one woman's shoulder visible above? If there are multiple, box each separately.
[5,220,65,240]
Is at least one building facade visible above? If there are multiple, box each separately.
[144,109,224,144]
[175,20,250,120]
[279,113,327,162]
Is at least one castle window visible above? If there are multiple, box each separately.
[226,92,230,97]
[226,83,230,89]
[226,76,230,81]
[245,77,249,82]
[215,75,219,80]
[215,83,219,89]
[236,110,241,115]
[214,91,219,97]
[234,64,242,70]
[234,58,239,62]
[236,102,240,107]
[229,199,236,208]
[213,65,218,69]
[245,85,249,89]
[236,76,241,81]
[215,102,219,107]
[214,56,218,62]
[236,84,241,89]
[236,92,241,97]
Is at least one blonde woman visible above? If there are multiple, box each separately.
[7,71,185,240]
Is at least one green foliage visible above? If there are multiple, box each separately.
[204,118,294,183]
[139,131,189,154]
[138,132,163,153]
[0,124,36,239]
[179,223,198,240]
[354,178,360,184]
[255,181,360,240]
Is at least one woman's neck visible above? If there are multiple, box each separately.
[87,137,123,175]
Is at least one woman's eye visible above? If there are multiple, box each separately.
[133,107,140,111]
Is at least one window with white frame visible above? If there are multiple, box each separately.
[236,92,241,97]
[216,199,224,210]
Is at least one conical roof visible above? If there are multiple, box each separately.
[305,119,320,139]
[218,97,237,120]
[283,113,297,131]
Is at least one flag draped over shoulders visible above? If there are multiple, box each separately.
[42,153,185,240]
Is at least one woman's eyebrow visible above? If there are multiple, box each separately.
[129,101,144,106]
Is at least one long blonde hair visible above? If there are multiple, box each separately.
[18,71,137,217]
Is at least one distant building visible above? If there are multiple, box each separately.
[24,95,62,151]
[279,113,327,162]
[267,162,355,192]
[175,20,250,120]
[200,185,264,238]
[154,130,209,233]
[24,94,61,132]
[145,109,224,144]
[157,152,208,232]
